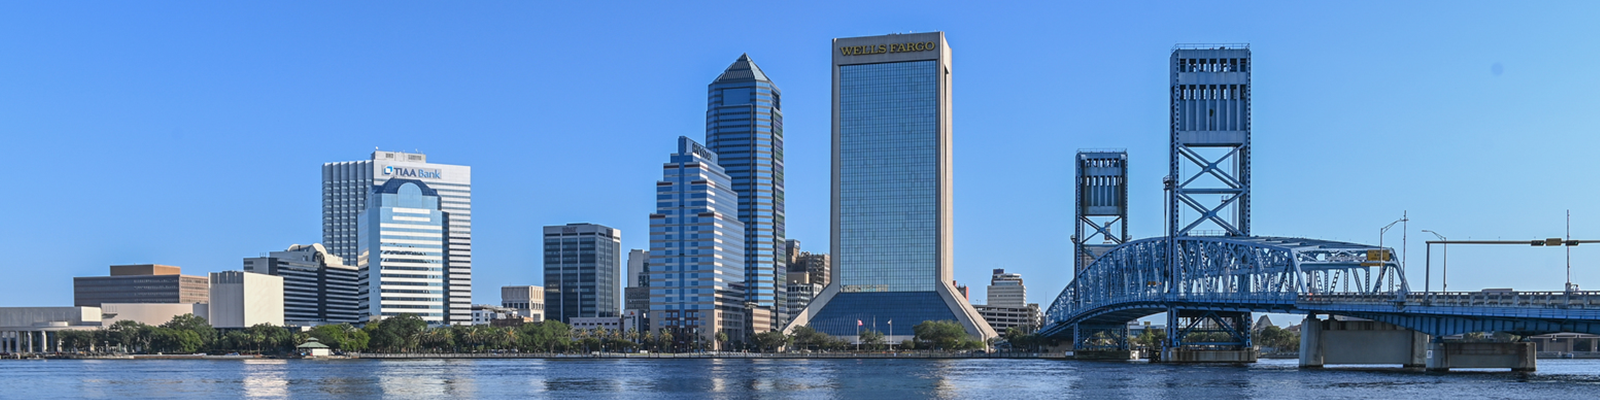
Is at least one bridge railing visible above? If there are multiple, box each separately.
[1298,291,1600,309]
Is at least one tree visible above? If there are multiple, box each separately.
[752,330,789,352]
[715,331,730,351]
[59,330,96,353]
[161,313,216,348]
[912,320,971,350]
[859,329,886,350]
[1132,327,1168,350]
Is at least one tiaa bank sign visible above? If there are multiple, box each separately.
[383,165,442,179]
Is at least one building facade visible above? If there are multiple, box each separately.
[787,32,994,342]
[986,269,1027,308]
[73,265,209,307]
[324,150,472,324]
[649,136,747,349]
[624,249,651,318]
[0,307,102,354]
[243,243,360,326]
[500,285,544,322]
[789,252,831,289]
[471,304,522,325]
[358,179,449,324]
[705,54,787,325]
[208,271,285,329]
[974,304,1042,335]
[542,223,622,323]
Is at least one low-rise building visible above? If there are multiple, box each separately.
[500,285,544,322]
[0,307,103,354]
[471,304,522,325]
[73,265,209,307]
[99,303,208,327]
[974,304,1041,334]
[569,316,621,332]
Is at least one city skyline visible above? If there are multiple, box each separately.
[5,2,1600,310]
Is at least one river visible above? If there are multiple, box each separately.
[3,357,1599,399]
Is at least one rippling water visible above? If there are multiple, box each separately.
[4,358,1600,399]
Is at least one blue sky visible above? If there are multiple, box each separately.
[3,2,1599,309]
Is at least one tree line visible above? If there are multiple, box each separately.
[53,314,993,355]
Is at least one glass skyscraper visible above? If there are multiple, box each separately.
[323,151,472,325]
[357,179,448,324]
[648,136,746,350]
[786,32,995,341]
[705,54,786,325]
[541,223,621,323]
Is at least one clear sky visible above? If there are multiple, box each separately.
[3,2,1599,310]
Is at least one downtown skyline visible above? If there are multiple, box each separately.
[5,1,1600,310]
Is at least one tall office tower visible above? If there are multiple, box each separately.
[542,223,622,323]
[500,285,544,322]
[1169,45,1250,238]
[357,179,449,324]
[324,150,472,324]
[705,54,786,326]
[1073,151,1128,272]
[786,32,993,341]
[243,243,361,326]
[208,271,285,329]
[985,269,1026,307]
[649,136,747,349]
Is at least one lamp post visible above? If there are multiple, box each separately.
[1379,213,1409,291]
[1422,230,1446,294]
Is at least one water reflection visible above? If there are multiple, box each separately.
[241,359,288,399]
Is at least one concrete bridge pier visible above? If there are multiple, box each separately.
[1298,315,1427,368]
[1426,341,1536,372]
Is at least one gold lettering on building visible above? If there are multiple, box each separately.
[839,41,937,56]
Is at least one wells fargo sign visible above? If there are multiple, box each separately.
[839,41,937,56]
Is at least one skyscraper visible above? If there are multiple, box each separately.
[705,54,786,325]
[986,269,1026,308]
[786,32,995,341]
[542,223,622,323]
[649,136,747,349]
[357,179,448,324]
[243,243,360,326]
[324,150,472,324]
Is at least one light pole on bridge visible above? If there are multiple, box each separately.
[1422,230,1446,294]
[1379,212,1408,292]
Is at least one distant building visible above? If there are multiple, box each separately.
[789,252,830,289]
[649,136,746,350]
[785,281,822,321]
[569,316,621,332]
[542,223,622,323]
[208,271,285,329]
[73,265,209,307]
[471,304,522,325]
[500,285,544,322]
[358,179,449,324]
[243,243,360,326]
[324,150,473,324]
[986,269,1027,308]
[785,239,801,268]
[624,249,651,320]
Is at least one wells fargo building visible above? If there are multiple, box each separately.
[786,32,995,341]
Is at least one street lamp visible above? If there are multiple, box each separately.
[1379,213,1409,291]
[1422,230,1445,294]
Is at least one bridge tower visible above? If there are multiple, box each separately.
[1073,150,1129,273]
[1163,44,1257,361]
[1168,44,1250,238]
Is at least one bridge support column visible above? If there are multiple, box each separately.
[1426,342,1536,372]
[1160,309,1257,363]
[1298,316,1427,368]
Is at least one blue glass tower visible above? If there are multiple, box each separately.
[356,179,448,324]
[648,136,747,350]
[705,54,786,326]
[786,32,995,342]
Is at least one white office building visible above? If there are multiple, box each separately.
[325,150,472,324]
[244,243,361,326]
[209,271,285,329]
[358,179,449,324]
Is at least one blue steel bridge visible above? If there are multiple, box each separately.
[1039,235,1600,352]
